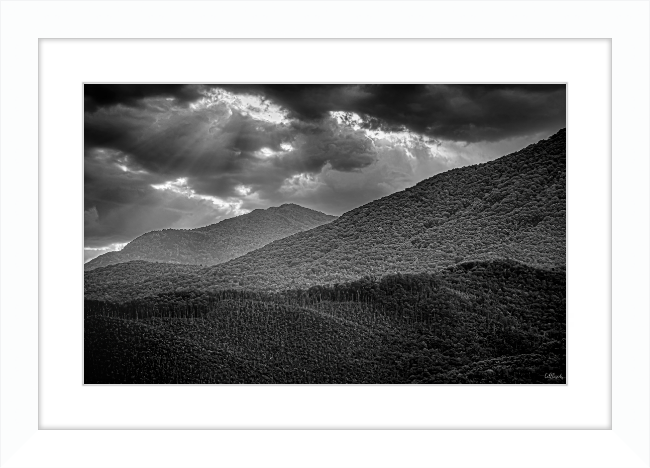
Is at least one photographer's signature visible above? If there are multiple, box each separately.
[545,373,564,381]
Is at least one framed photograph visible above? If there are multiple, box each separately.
[82,82,568,387]
[1,1,648,467]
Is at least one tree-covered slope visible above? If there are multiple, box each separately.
[85,260,565,384]
[84,204,336,271]
[207,128,565,290]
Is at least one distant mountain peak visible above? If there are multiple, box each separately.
[84,204,336,271]
[270,203,312,211]
[252,203,310,212]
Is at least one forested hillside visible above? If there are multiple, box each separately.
[84,204,336,271]
[85,129,566,300]
[85,260,565,384]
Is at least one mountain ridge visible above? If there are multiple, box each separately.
[84,203,337,271]
[200,128,566,289]
[85,128,565,300]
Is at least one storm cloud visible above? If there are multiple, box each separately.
[218,84,566,143]
[84,84,565,254]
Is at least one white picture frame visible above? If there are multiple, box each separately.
[1,1,648,467]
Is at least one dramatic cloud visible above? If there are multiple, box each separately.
[84,84,565,256]
[219,84,566,143]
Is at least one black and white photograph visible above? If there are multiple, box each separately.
[83,83,566,384]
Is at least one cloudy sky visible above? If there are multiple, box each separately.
[84,84,566,262]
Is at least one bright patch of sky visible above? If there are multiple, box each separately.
[258,147,275,158]
[279,172,322,194]
[193,87,290,125]
[84,242,128,252]
[330,110,441,160]
[115,161,147,174]
[235,185,252,196]
[151,177,249,216]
